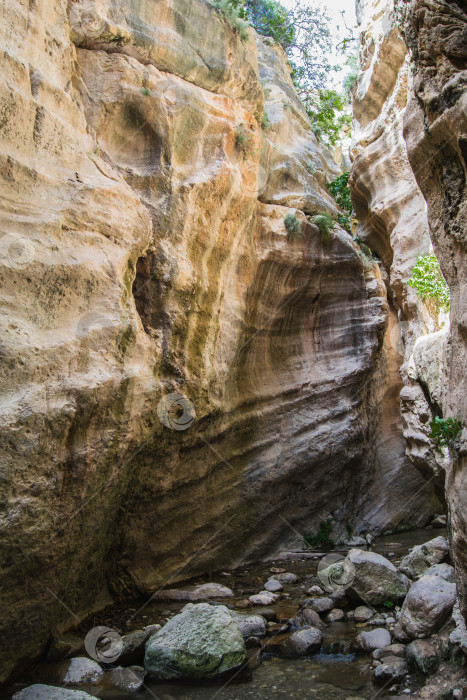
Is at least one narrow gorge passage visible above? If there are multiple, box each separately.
[0,0,466,698]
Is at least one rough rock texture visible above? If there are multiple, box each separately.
[0,0,444,681]
[358,627,392,651]
[346,549,409,604]
[351,0,447,514]
[399,574,457,638]
[12,688,98,700]
[144,603,246,680]
[401,0,467,622]
[399,536,450,579]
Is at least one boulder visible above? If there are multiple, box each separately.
[406,640,439,674]
[119,628,154,666]
[46,634,85,663]
[344,536,367,546]
[399,575,456,638]
[354,605,374,622]
[249,591,278,605]
[12,687,98,699]
[399,537,449,580]
[62,658,103,685]
[373,659,408,684]
[423,563,455,584]
[307,597,334,613]
[144,603,247,681]
[231,613,267,639]
[274,573,298,584]
[373,644,406,660]
[264,578,283,593]
[152,583,234,601]
[291,608,325,629]
[306,585,324,595]
[279,627,322,656]
[357,628,391,652]
[326,608,345,623]
[107,666,146,692]
[431,515,447,529]
[346,549,409,604]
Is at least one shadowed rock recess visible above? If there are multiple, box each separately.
[0,0,454,683]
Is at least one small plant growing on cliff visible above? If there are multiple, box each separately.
[261,112,271,131]
[429,416,462,454]
[235,123,256,159]
[327,171,355,233]
[284,213,302,237]
[214,0,250,41]
[141,87,151,97]
[407,254,450,312]
[311,212,334,244]
[383,600,395,610]
[304,519,334,549]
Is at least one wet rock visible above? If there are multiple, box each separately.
[406,640,439,675]
[245,636,261,649]
[307,597,334,613]
[274,573,298,584]
[326,609,345,623]
[264,578,283,593]
[399,537,449,580]
[12,687,99,699]
[392,623,411,643]
[279,627,323,656]
[231,613,267,639]
[399,575,457,638]
[373,659,408,684]
[354,606,374,622]
[270,567,286,574]
[249,591,279,605]
[329,589,348,608]
[292,608,325,629]
[144,603,247,681]
[152,583,234,601]
[119,629,154,666]
[373,644,407,660]
[347,549,409,604]
[358,628,391,651]
[46,634,85,663]
[107,666,146,692]
[254,607,277,621]
[62,658,103,685]
[306,585,324,595]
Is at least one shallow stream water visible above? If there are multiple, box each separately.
[4,527,447,700]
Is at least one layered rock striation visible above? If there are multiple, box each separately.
[0,0,441,681]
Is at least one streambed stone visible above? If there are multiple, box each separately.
[278,627,323,656]
[12,687,99,699]
[399,574,456,638]
[151,583,234,601]
[347,549,409,604]
[358,628,391,651]
[231,613,267,638]
[144,603,247,681]
[399,537,449,580]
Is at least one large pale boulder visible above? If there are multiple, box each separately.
[399,537,449,580]
[12,687,98,700]
[399,575,457,638]
[346,549,409,604]
[358,628,391,652]
[152,583,234,601]
[144,603,247,681]
[278,627,322,656]
[231,613,267,639]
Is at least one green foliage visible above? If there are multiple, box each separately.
[304,520,334,549]
[328,172,352,213]
[214,0,250,40]
[383,600,395,610]
[346,523,353,538]
[305,89,351,146]
[141,87,151,97]
[311,212,334,243]
[284,213,302,237]
[245,0,333,91]
[429,416,462,453]
[343,51,359,103]
[407,254,450,312]
[261,111,272,130]
[235,123,256,159]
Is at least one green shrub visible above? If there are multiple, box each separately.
[383,600,395,610]
[214,0,250,41]
[306,89,352,146]
[261,111,271,131]
[235,123,256,159]
[284,213,302,237]
[141,87,151,97]
[407,254,450,312]
[304,520,334,549]
[328,172,354,233]
[429,416,462,453]
[311,212,334,243]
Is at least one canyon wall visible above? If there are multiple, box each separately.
[0,0,439,680]
[400,0,467,619]
[351,0,466,618]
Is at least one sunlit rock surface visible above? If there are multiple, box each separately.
[401,0,467,621]
[0,0,442,680]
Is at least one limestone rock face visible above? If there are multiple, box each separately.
[350,0,445,527]
[0,0,435,681]
[401,0,467,622]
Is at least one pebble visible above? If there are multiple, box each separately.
[264,578,283,593]
[306,585,324,596]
